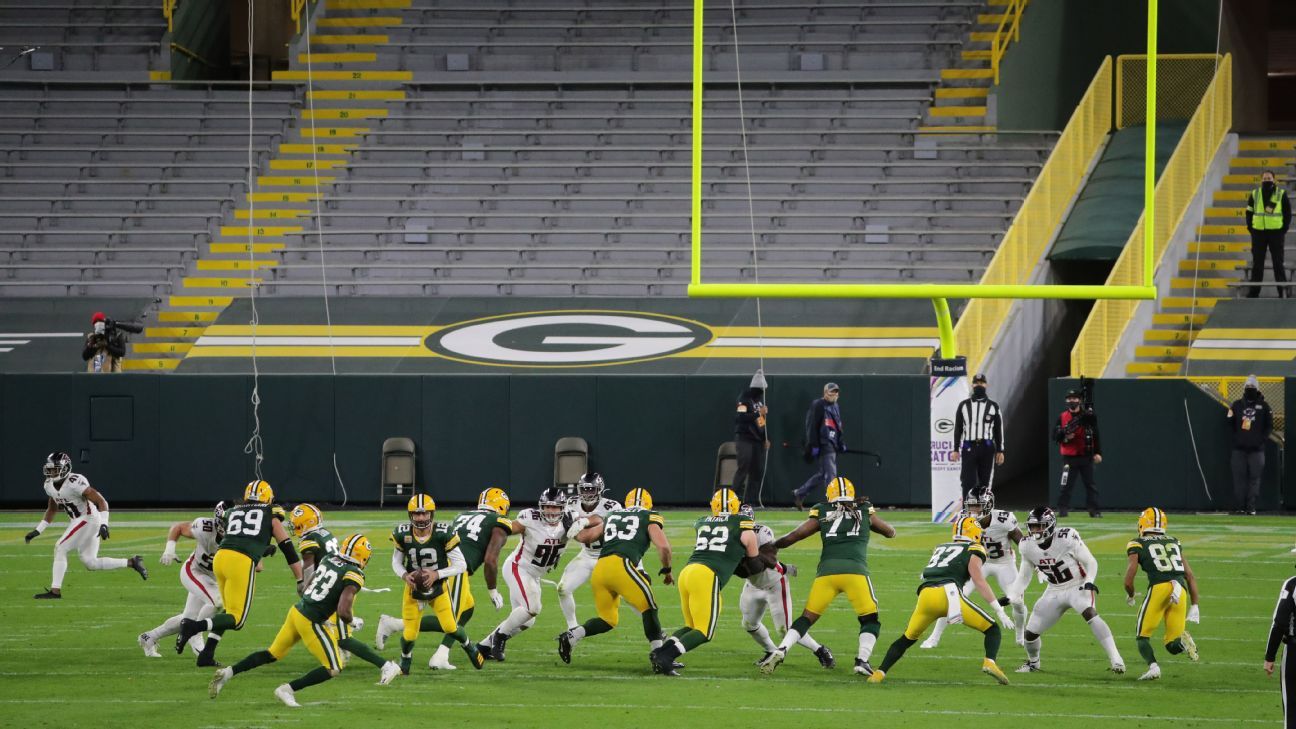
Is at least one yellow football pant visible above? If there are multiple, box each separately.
[902,585,995,640]
[269,605,343,672]
[804,573,879,617]
[445,572,476,618]
[212,549,257,629]
[677,563,721,640]
[1136,581,1188,643]
[401,583,458,642]
[592,555,657,627]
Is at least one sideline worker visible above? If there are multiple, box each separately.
[950,373,1004,502]
[794,382,845,510]
[733,369,770,503]
[1228,375,1273,515]
[1244,169,1291,298]
[1054,389,1102,518]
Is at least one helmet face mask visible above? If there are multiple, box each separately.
[213,500,228,541]
[43,451,71,484]
[538,487,566,525]
[577,472,605,507]
[738,503,754,519]
[1026,506,1056,542]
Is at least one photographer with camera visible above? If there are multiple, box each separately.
[82,312,142,373]
[1053,387,1102,518]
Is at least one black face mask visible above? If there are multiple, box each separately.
[1067,401,1081,411]
[972,386,987,399]
[1263,181,1276,195]
[1245,388,1259,401]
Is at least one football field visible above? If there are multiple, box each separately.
[0,509,1289,728]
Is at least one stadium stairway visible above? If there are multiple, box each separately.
[921,0,1021,132]
[1125,137,1296,377]
[126,0,411,370]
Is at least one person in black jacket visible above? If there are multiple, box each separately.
[81,312,144,373]
[1229,375,1273,515]
[793,382,845,510]
[1263,572,1296,727]
[732,369,770,503]
[950,373,1004,502]
[1244,170,1292,298]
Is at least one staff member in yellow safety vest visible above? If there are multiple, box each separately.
[1244,170,1291,298]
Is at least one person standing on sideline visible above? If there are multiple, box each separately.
[733,370,771,504]
[1264,571,1296,727]
[793,383,845,510]
[1054,390,1102,518]
[1245,170,1291,298]
[950,373,1004,503]
[1229,375,1273,515]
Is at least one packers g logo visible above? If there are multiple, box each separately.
[934,418,955,434]
[426,311,713,367]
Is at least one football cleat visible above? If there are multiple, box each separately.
[463,642,486,669]
[758,647,786,675]
[139,632,160,658]
[853,658,875,676]
[649,647,680,677]
[1016,661,1040,673]
[33,589,61,599]
[379,660,401,685]
[754,651,773,667]
[1138,663,1161,681]
[176,618,204,654]
[1110,662,1126,674]
[982,658,1010,685]
[274,684,301,708]
[129,555,149,580]
[1181,632,1199,662]
[484,631,509,661]
[815,645,836,669]
[375,614,399,650]
[350,616,365,633]
[195,654,221,668]
[557,631,574,664]
[866,669,885,684]
[398,656,412,676]
[920,636,940,649]
[208,667,232,698]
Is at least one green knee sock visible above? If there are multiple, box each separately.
[209,613,237,632]
[678,629,709,652]
[982,623,1001,660]
[671,626,691,640]
[790,616,814,636]
[447,627,469,645]
[339,637,387,669]
[399,638,415,658]
[582,617,614,639]
[858,615,881,637]
[417,615,446,633]
[441,608,475,648]
[641,609,661,641]
[1136,636,1157,665]
[878,636,916,673]
[231,649,276,675]
[1166,638,1185,655]
[288,666,333,692]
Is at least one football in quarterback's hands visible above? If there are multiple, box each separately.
[410,569,434,593]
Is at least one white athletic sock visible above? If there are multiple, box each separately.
[1087,616,1123,663]
[649,639,662,650]
[83,556,127,570]
[926,617,949,644]
[1012,603,1027,637]
[747,625,778,652]
[569,626,586,644]
[858,632,877,662]
[51,548,69,589]
[798,632,823,652]
[497,607,534,638]
[379,615,404,636]
[151,615,185,639]
[431,644,451,662]
[669,636,687,656]
[558,587,578,631]
[777,628,802,652]
[1025,637,1042,663]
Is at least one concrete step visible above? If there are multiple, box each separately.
[940,68,994,81]
[1177,258,1246,273]
[1145,329,1197,343]
[927,105,987,118]
[121,358,181,371]
[1159,296,1220,309]
[315,16,403,28]
[1188,241,1248,255]
[324,0,411,9]
[157,310,220,324]
[934,87,989,99]
[132,341,194,355]
[1127,361,1181,376]
[1135,344,1189,359]
[1152,313,1208,327]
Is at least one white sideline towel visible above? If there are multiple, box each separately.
[1169,581,1184,605]
[943,583,964,625]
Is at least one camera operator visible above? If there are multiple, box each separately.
[1053,388,1102,518]
[82,312,142,373]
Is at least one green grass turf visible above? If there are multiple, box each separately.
[0,508,1289,728]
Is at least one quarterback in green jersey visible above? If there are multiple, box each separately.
[209,534,402,707]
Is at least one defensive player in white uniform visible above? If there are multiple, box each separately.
[1007,506,1125,674]
[479,487,600,660]
[737,504,835,668]
[922,492,1026,648]
[139,502,227,657]
[25,451,147,598]
[557,473,622,630]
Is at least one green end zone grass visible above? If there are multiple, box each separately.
[0,509,1285,727]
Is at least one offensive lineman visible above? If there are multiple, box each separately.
[1007,507,1125,674]
[736,504,835,668]
[923,492,1026,648]
[479,487,596,661]
[139,502,226,657]
[558,473,622,631]
[1124,507,1201,680]
[558,488,673,663]
[760,477,895,676]
[25,451,148,599]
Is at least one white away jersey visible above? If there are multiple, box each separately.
[43,472,95,520]
[506,508,571,574]
[980,509,1019,564]
[565,496,621,557]
[1018,526,1090,589]
[188,517,222,575]
[747,523,781,591]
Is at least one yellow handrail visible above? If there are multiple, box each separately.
[292,0,313,33]
[990,0,1028,85]
[951,56,1113,373]
[1070,54,1232,377]
[162,0,176,33]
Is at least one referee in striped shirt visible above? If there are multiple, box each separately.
[1265,572,1296,727]
[950,373,1004,500]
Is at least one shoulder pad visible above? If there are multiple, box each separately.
[1056,527,1073,540]
[519,509,535,522]
[434,523,449,534]
[271,504,287,521]
[1126,540,1143,552]
[737,518,755,531]
[648,512,665,526]
[968,542,988,557]
[603,499,620,510]
[807,505,823,519]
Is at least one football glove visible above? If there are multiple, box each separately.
[1187,604,1200,624]
[489,589,504,610]
[160,550,177,566]
[24,529,40,543]
[1081,582,1099,593]
[98,524,110,540]
[566,517,589,541]
[993,605,1015,631]
[810,446,821,458]
[782,562,798,578]
[1126,593,1137,607]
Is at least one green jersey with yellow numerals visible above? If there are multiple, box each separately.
[296,553,365,623]
[391,522,461,599]
[599,508,665,563]
[918,540,988,592]
[299,527,339,564]
[808,501,874,577]
[219,503,275,563]
[686,513,754,589]
[1126,535,1187,587]
[447,509,512,574]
